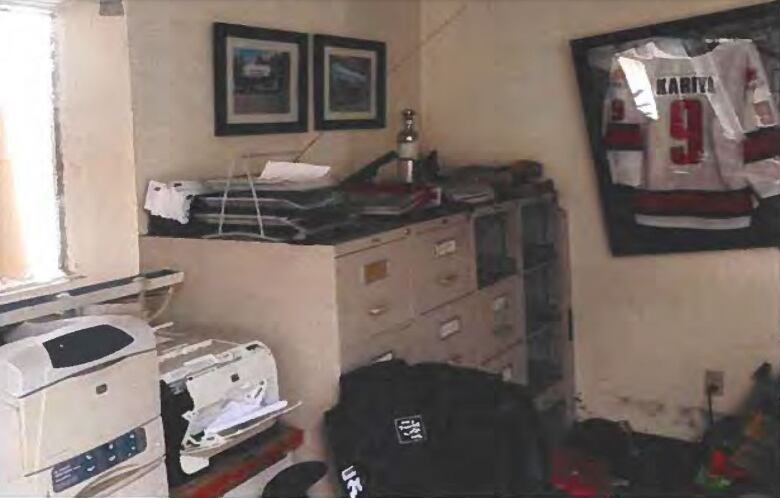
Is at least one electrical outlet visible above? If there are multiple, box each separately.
[705,370,724,396]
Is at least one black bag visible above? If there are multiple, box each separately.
[324,360,545,498]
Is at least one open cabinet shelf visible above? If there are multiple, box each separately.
[518,193,574,428]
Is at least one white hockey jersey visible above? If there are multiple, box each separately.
[604,39,780,229]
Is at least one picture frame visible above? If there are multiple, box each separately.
[571,1,780,255]
[313,34,386,130]
[213,23,308,136]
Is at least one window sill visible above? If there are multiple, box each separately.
[0,274,85,306]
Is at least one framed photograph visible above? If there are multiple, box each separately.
[571,1,780,255]
[213,23,308,136]
[313,34,386,130]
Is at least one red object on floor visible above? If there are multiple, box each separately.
[551,447,611,498]
[708,449,749,481]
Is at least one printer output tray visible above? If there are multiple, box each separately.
[180,400,301,461]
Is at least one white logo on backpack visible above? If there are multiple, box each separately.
[340,465,364,498]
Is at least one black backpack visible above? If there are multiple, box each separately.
[325,360,546,498]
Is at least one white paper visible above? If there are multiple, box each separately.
[205,399,289,436]
[259,161,331,183]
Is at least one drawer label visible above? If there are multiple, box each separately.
[394,415,427,445]
[434,238,457,257]
[362,259,388,285]
[439,317,461,340]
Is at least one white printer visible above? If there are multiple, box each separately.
[157,333,298,478]
[0,315,169,497]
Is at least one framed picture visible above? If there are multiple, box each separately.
[213,23,308,136]
[313,34,386,130]
[571,1,780,255]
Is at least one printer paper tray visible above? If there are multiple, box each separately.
[181,401,301,461]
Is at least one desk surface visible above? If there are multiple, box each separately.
[171,424,304,498]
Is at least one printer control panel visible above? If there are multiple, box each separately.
[51,428,147,492]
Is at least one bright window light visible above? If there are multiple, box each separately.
[0,7,62,287]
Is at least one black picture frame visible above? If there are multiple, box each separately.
[570,1,780,255]
[213,23,308,136]
[313,34,387,130]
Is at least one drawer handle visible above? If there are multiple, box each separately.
[373,351,394,363]
[493,295,509,312]
[501,365,513,382]
[368,305,389,317]
[438,274,459,287]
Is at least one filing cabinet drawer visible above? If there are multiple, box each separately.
[411,218,477,313]
[336,238,414,347]
[334,226,410,257]
[477,276,524,362]
[481,343,528,385]
[340,322,420,372]
[417,295,481,368]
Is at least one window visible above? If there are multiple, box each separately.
[0,4,63,290]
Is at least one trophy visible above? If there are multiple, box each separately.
[396,109,419,183]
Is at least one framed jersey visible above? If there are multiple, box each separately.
[571,1,780,255]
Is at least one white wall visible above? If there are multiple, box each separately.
[126,0,421,232]
[56,0,140,281]
[420,0,780,438]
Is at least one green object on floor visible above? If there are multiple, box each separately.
[695,467,732,492]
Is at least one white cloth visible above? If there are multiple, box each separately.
[144,180,211,224]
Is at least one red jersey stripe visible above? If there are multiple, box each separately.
[632,189,754,217]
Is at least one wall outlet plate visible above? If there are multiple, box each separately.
[705,369,725,396]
